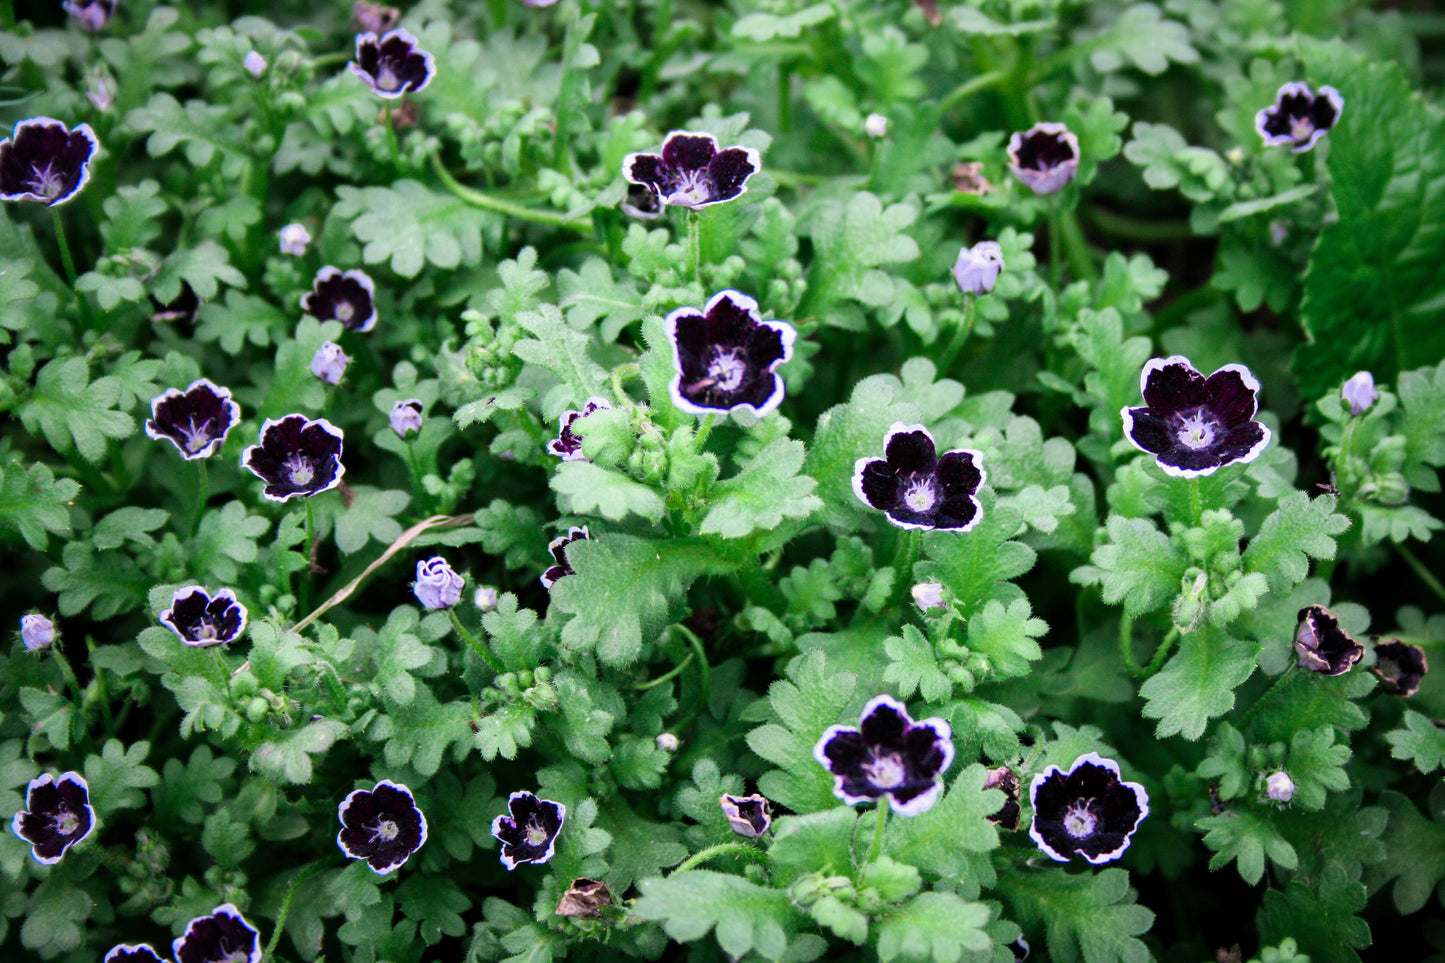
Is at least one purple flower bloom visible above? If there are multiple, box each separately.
[149,281,199,324]
[145,379,240,460]
[63,0,115,31]
[664,290,796,417]
[1372,638,1428,697]
[310,341,350,385]
[491,791,566,870]
[1028,752,1149,864]
[243,415,345,502]
[813,694,955,816]
[541,526,590,589]
[301,267,377,332]
[1007,122,1079,195]
[279,223,311,256]
[349,28,435,99]
[104,946,164,963]
[413,556,464,609]
[1121,356,1271,479]
[556,878,610,918]
[1293,604,1364,676]
[622,130,761,210]
[547,396,611,461]
[173,904,261,963]
[1257,82,1343,153]
[20,613,56,651]
[159,586,249,647]
[1265,771,1294,803]
[337,779,428,874]
[952,240,1003,296]
[352,1,400,33]
[984,766,1022,831]
[0,117,99,206]
[852,423,986,531]
[11,772,93,864]
[390,399,424,437]
[865,113,889,139]
[719,793,772,837]
[1341,371,1378,416]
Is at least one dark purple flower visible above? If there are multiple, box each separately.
[173,904,261,963]
[11,771,93,864]
[337,779,428,874]
[301,267,377,332]
[556,878,610,918]
[547,396,612,461]
[413,556,464,610]
[852,423,986,532]
[541,526,589,589]
[620,182,662,219]
[159,586,249,647]
[104,946,165,963]
[145,379,241,460]
[812,694,955,816]
[719,793,772,837]
[1121,356,1271,479]
[664,290,796,417]
[352,1,400,33]
[63,0,114,31]
[1293,604,1365,676]
[622,131,761,210]
[1028,752,1149,864]
[19,613,56,651]
[984,766,1021,831]
[242,414,345,502]
[1256,82,1343,153]
[349,28,435,99]
[0,117,98,206]
[149,281,200,324]
[1007,122,1079,195]
[1371,639,1428,697]
[491,791,566,870]
[390,399,424,437]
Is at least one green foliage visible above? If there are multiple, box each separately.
[634,870,810,961]
[1198,808,1299,885]
[700,438,822,538]
[1385,710,1445,773]
[334,180,498,278]
[747,650,857,814]
[0,461,79,550]
[1002,868,1154,963]
[17,357,136,463]
[1139,626,1258,739]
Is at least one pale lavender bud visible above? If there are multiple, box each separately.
[952,241,1004,296]
[86,71,114,111]
[1342,371,1378,416]
[244,51,267,78]
[310,341,349,385]
[911,582,945,611]
[279,223,311,256]
[474,586,499,611]
[19,614,56,651]
[655,733,679,752]
[1266,771,1294,803]
[414,556,464,609]
[390,399,424,438]
[865,113,889,139]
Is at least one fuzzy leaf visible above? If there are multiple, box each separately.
[332,486,410,554]
[1079,514,1188,616]
[1368,789,1445,915]
[801,191,921,322]
[1258,863,1371,963]
[883,624,953,704]
[557,257,644,341]
[83,738,160,815]
[701,438,821,538]
[875,892,992,963]
[966,598,1048,678]
[1081,4,1198,75]
[153,239,246,302]
[1197,809,1298,885]
[551,461,665,523]
[885,764,1000,892]
[1384,709,1445,774]
[1285,726,1351,811]
[633,870,807,961]
[1002,867,1154,963]
[1139,627,1258,740]
[511,303,611,418]
[746,650,857,814]
[0,460,79,550]
[1242,492,1351,592]
[17,357,135,463]
[918,492,1036,618]
[334,179,497,278]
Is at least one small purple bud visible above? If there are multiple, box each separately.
[1265,771,1294,803]
[952,241,1004,296]
[1341,371,1378,416]
[310,341,350,385]
[911,582,945,611]
[244,51,267,78]
[86,71,114,111]
[474,586,499,612]
[20,614,56,651]
[390,399,424,438]
[413,556,464,609]
[279,223,311,256]
[865,113,889,138]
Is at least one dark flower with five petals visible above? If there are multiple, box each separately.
[1007,122,1079,195]
[547,397,612,461]
[0,117,99,206]
[104,946,165,963]
[540,526,590,589]
[852,423,986,531]
[349,28,435,99]
[11,771,94,864]
[719,793,772,837]
[664,289,796,417]
[302,266,377,332]
[242,414,345,502]
[1293,605,1364,676]
[64,0,115,30]
[622,131,761,210]
[173,904,261,963]
[149,281,200,324]
[1371,638,1428,697]
[145,379,241,460]
[1256,82,1343,153]
[984,766,1022,831]
[491,791,566,870]
[1028,752,1149,864]
[813,694,955,816]
[337,779,428,874]
[159,586,249,647]
[1121,356,1271,478]
[556,878,611,918]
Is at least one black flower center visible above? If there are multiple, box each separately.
[284,454,315,486]
[705,349,746,392]
[863,751,907,790]
[1173,408,1218,450]
[52,807,80,837]
[1062,798,1097,838]
[28,160,66,200]
[901,476,938,512]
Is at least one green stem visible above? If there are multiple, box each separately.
[1187,477,1205,527]
[50,646,86,712]
[671,623,712,730]
[889,530,923,609]
[309,51,352,71]
[299,500,316,615]
[449,608,504,673]
[610,362,640,407]
[1119,617,1145,679]
[51,209,93,329]
[1146,626,1181,675]
[693,413,716,450]
[669,842,769,876]
[1395,542,1445,608]
[866,801,889,864]
[633,651,694,690]
[211,648,232,691]
[1059,207,1096,284]
[190,460,209,540]
[382,100,401,172]
[263,864,323,961]
[686,208,702,287]
[935,294,977,376]
[939,70,1010,113]
[403,440,428,512]
[777,62,793,133]
[1086,206,1195,242]
[1047,198,1064,294]
[431,155,592,231]
[84,636,117,737]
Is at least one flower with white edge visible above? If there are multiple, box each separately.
[911,582,945,612]
[0,117,99,206]
[1028,752,1149,864]
[1372,638,1429,697]
[242,414,345,502]
[337,779,428,873]
[547,396,611,461]
[243,50,267,77]
[390,398,424,437]
[413,556,464,610]
[865,113,889,138]
[159,587,249,647]
[622,130,762,210]
[145,379,241,460]
[173,904,261,963]
[279,222,311,256]
[1256,82,1343,153]
[491,791,566,870]
[104,946,165,963]
[813,694,955,816]
[1265,771,1295,803]
[310,341,350,385]
[1120,356,1271,478]
[853,423,987,531]
[11,771,93,863]
[952,240,1004,296]
[719,792,772,837]
[1341,371,1378,416]
[1007,122,1079,195]
[302,266,377,332]
[19,614,56,651]
[349,28,435,99]
[664,289,796,417]
[541,526,590,589]
[1293,604,1364,676]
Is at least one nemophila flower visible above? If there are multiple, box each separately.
[146,379,240,460]
[952,240,1004,296]
[491,791,566,870]
[302,267,377,332]
[852,423,987,532]
[390,399,424,437]
[813,694,955,816]
[865,113,889,138]
[556,878,610,918]
[664,290,796,417]
[474,586,499,611]
[984,766,1022,831]
[310,341,350,385]
[1371,639,1428,697]
[11,772,93,864]
[413,556,464,610]
[242,414,345,502]
[243,50,267,78]
[337,780,428,873]
[1007,122,1079,195]
[911,582,945,612]
[540,526,590,589]
[1342,371,1378,416]
[173,904,261,963]
[353,1,400,32]
[1121,356,1271,478]
[951,161,993,195]
[1256,82,1343,153]
[159,587,248,647]
[279,223,311,256]
[150,282,200,324]
[620,182,662,220]
[350,28,435,99]
[104,946,164,963]
[19,613,56,651]
[0,117,98,206]
[547,396,611,461]
[63,0,114,31]
[719,793,771,837]
[655,732,679,752]
[622,131,762,210]
[1028,752,1149,864]
[1266,771,1295,803]
[1293,604,1364,676]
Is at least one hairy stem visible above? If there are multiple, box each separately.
[431,155,592,231]
[935,294,977,377]
[449,608,504,673]
[867,801,889,864]
[51,209,94,329]
[263,863,323,961]
[1395,542,1445,607]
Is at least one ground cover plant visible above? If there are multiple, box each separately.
[4,0,1445,960]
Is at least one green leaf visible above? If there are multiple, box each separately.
[378,684,471,777]
[598,804,687,892]
[202,808,255,867]
[875,892,992,963]
[473,701,536,762]
[1001,867,1154,963]
[557,257,644,341]
[19,687,79,751]
[1197,809,1298,885]
[885,764,1000,892]
[1384,709,1445,774]
[190,500,270,583]
[769,807,859,877]
[1398,358,1445,492]
[1078,514,1188,616]
[250,719,346,785]
[17,357,135,463]
[805,374,921,527]
[153,239,246,301]
[1079,4,1198,75]
[1123,122,1229,203]
[398,874,471,943]
[334,179,498,278]
[633,870,807,961]
[83,738,160,815]
[1242,492,1351,593]
[196,290,289,354]
[512,303,611,418]
[883,624,953,704]
[91,506,168,550]
[1285,726,1351,810]
[918,492,1037,618]
[732,3,834,41]
[550,461,665,523]
[1258,862,1371,963]
[966,599,1048,678]
[21,877,92,957]
[1367,789,1445,915]
[746,650,857,814]
[1196,722,1249,799]
[1139,626,1258,740]
[801,192,921,322]
[0,460,79,550]
[152,744,235,824]
[41,542,149,619]
[333,486,410,554]
[701,438,821,538]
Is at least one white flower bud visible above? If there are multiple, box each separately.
[390,399,424,438]
[20,614,56,651]
[952,241,1004,296]
[279,223,312,256]
[310,341,349,385]
[414,556,464,610]
[655,733,679,752]
[244,51,267,78]
[474,586,499,612]
[1266,771,1294,803]
[864,113,889,139]
[911,582,945,611]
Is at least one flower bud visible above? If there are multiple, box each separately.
[655,733,679,752]
[310,341,350,385]
[279,223,311,256]
[413,556,464,609]
[864,113,889,138]
[1265,771,1294,803]
[911,582,945,612]
[85,70,114,111]
[474,586,499,611]
[19,614,55,651]
[952,241,1004,296]
[1341,371,1378,416]
[390,398,424,438]
[244,51,267,78]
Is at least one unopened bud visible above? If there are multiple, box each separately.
[911,582,945,611]
[655,733,679,752]
[244,51,267,78]
[1266,771,1294,803]
[310,341,349,385]
[19,614,56,651]
[864,113,889,138]
[1341,371,1378,416]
